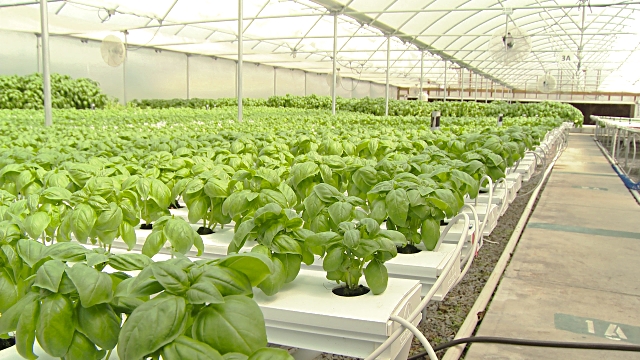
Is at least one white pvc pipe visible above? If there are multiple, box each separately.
[419,50,424,101]
[40,0,52,126]
[385,36,390,116]
[389,315,438,360]
[237,0,243,122]
[443,61,448,102]
[332,12,337,115]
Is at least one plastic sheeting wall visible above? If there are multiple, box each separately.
[188,56,236,99]
[50,36,124,100]
[243,63,275,99]
[0,30,397,102]
[0,30,38,75]
[275,68,305,96]
[124,48,187,101]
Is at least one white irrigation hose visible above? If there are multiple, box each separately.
[390,315,438,360]
[364,213,470,360]
[455,216,479,287]
[458,203,479,267]
[441,129,567,360]
[493,178,508,216]
[474,175,493,246]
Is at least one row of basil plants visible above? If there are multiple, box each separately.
[0,108,563,360]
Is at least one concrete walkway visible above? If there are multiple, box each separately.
[465,134,640,360]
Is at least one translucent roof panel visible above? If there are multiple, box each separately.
[1,0,640,92]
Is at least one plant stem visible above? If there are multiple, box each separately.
[105,349,112,360]
[108,244,112,253]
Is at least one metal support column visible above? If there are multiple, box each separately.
[237,0,243,122]
[443,61,447,102]
[385,35,390,116]
[485,79,489,103]
[332,12,337,115]
[474,73,478,101]
[419,50,424,101]
[123,31,128,105]
[460,68,464,101]
[40,0,52,126]
[186,54,190,100]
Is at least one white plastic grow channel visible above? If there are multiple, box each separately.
[253,269,422,360]
[505,172,523,193]
[84,246,422,360]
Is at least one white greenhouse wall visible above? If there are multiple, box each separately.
[50,36,124,100]
[0,29,398,102]
[188,56,236,99]
[305,73,330,96]
[0,30,38,76]
[274,68,305,96]
[352,81,372,99]
[124,48,188,101]
[243,63,275,99]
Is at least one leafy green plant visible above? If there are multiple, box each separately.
[141,215,204,258]
[228,203,314,295]
[306,217,406,295]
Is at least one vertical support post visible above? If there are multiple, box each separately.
[186,54,190,100]
[474,72,478,101]
[237,0,243,122]
[460,68,464,101]
[123,31,128,105]
[485,79,489,103]
[624,129,630,170]
[40,0,52,126]
[332,11,338,115]
[443,61,447,102]
[419,50,424,101]
[385,35,390,116]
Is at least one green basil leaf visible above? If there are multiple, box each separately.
[118,295,188,360]
[385,188,409,227]
[216,252,274,287]
[327,202,353,225]
[248,348,294,360]
[63,331,106,360]
[364,259,388,295]
[192,295,267,355]
[108,253,152,271]
[70,203,96,243]
[151,261,189,295]
[256,257,286,296]
[186,281,225,305]
[36,293,75,357]
[24,212,50,239]
[34,259,65,293]
[198,266,253,297]
[16,296,39,360]
[161,335,224,360]
[65,263,113,307]
[76,303,121,350]
[421,218,440,251]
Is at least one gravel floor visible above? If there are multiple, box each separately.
[317,162,552,360]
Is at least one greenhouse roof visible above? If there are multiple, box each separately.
[2,0,640,93]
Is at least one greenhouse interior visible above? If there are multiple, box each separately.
[1,0,640,359]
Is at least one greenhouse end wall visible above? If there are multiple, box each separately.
[0,29,398,103]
